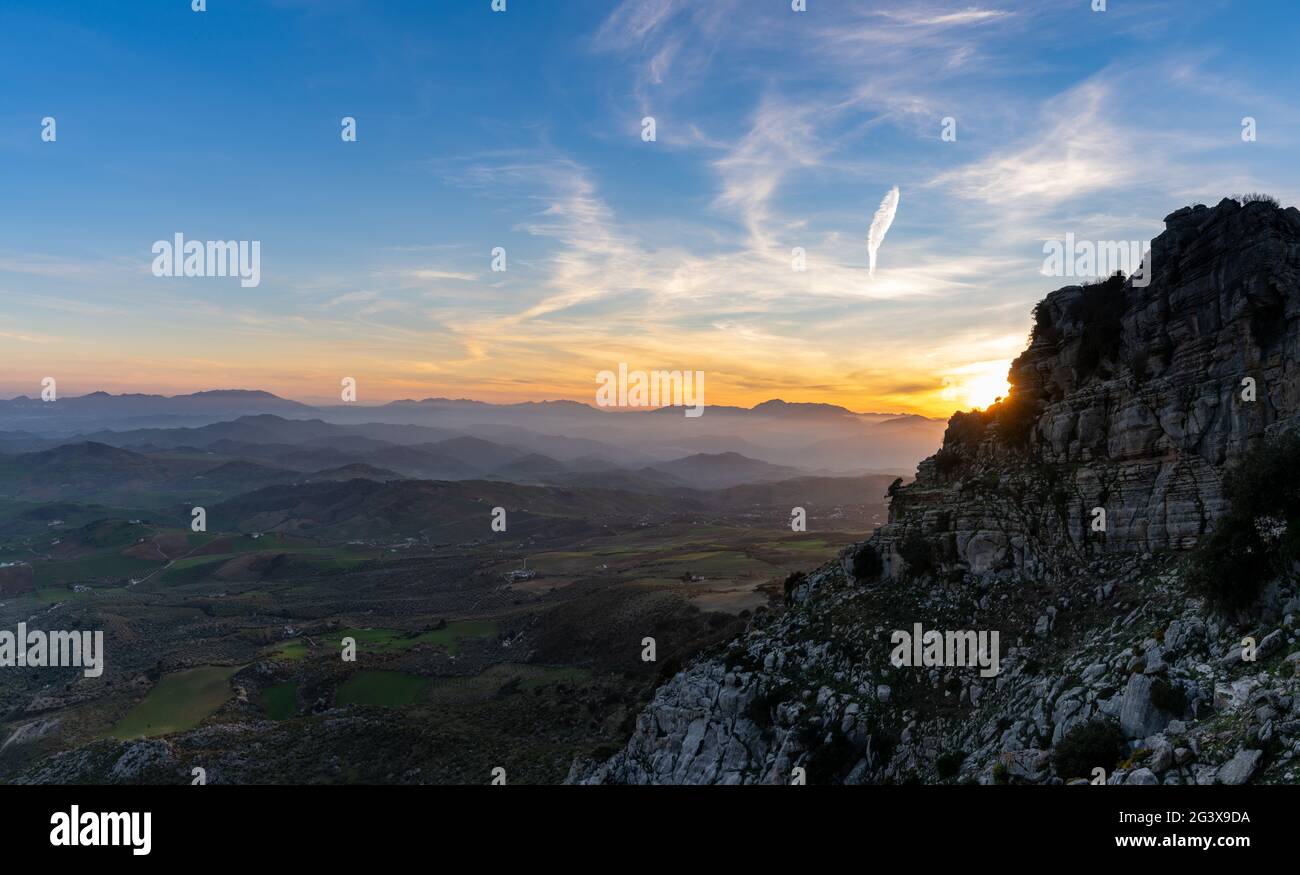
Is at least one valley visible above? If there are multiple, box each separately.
[0,398,904,783]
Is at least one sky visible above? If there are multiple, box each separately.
[1,0,1298,417]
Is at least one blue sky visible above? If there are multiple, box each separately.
[1,0,1297,413]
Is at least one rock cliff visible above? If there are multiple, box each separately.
[574,198,1300,785]
[875,197,1300,578]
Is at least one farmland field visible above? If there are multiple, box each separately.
[112,665,243,739]
[336,670,429,707]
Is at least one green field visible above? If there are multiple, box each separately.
[161,544,376,584]
[261,681,299,720]
[525,528,850,581]
[112,664,242,739]
[336,670,429,707]
[33,553,161,586]
[760,537,840,553]
[270,620,498,661]
[23,584,133,606]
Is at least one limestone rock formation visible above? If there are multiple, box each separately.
[872,198,1300,578]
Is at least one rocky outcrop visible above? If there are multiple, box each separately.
[872,198,1300,578]
[576,199,1300,785]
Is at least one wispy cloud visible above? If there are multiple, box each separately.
[876,7,1012,27]
[396,269,479,282]
[867,186,901,278]
[933,80,1140,205]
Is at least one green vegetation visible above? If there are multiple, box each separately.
[113,665,242,739]
[897,531,935,579]
[336,670,430,707]
[798,723,858,783]
[1069,273,1128,381]
[783,570,806,603]
[79,519,152,549]
[1188,431,1300,609]
[34,553,160,586]
[933,447,964,476]
[764,537,839,554]
[658,549,771,576]
[25,585,125,605]
[852,544,882,581]
[271,620,499,661]
[512,666,590,690]
[1149,678,1187,715]
[936,750,966,780]
[1029,299,1061,347]
[943,390,1038,452]
[945,409,991,447]
[1052,719,1126,780]
[161,556,231,584]
[262,681,299,720]
[990,393,1039,448]
[423,663,591,703]
[1236,192,1280,208]
[159,542,374,584]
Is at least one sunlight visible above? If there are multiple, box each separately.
[942,360,1012,411]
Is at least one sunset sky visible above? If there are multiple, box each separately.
[1,0,1297,416]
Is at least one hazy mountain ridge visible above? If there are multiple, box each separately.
[0,392,944,476]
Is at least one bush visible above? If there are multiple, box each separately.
[1029,299,1061,346]
[933,447,964,476]
[783,571,806,603]
[1188,431,1300,609]
[897,531,935,579]
[852,544,883,581]
[1069,273,1128,381]
[1052,719,1126,780]
[991,392,1039,448]
[744,682,792,728]
[945,409,992,447]
[1149,678,1187,715]
[936,750,966,780]
[1237,192,1281,208]
[799,724,859,783]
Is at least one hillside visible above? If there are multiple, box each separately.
[210,477,697,541]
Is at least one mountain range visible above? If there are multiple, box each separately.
[0,394,946,484]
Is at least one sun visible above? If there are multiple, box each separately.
[962,371,1013,410]
[941,360,1012,411]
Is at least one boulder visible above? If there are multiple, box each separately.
[1120,674,1171,738]
[1216,749,1263,785]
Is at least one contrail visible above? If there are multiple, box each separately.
[867,186,900,278]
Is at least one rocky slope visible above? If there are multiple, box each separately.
[573,198,1300,785]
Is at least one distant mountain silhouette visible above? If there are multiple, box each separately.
[1,389,950,480]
